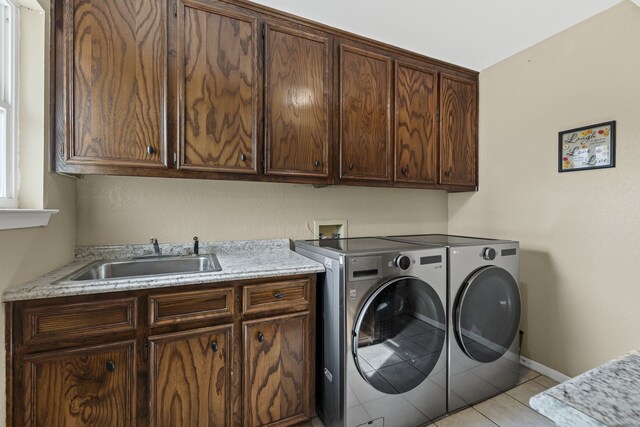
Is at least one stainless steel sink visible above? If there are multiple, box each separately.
[65,254,222,281]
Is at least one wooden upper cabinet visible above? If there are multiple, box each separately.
[23,341,136,426]
[177,1,258,174]
[243,312,310,427]
[339,45,392,181]
[264,23,331,179]
[149,325,232,427]
[54,0,478,190]
[64,0,167,167]
[395,62,439,185]
[439,74,478,187]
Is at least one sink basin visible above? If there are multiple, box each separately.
[65,254,222,281]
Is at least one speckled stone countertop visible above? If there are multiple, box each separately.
[2,239,325,302]
[530,351,640,426]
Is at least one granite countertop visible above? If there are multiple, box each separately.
[530,350,640,427]
[2,239,325,302]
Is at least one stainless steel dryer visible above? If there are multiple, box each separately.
[384,235,521,412]
[295,238,448,427]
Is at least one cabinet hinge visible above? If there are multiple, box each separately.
[262,25,266,39]
[173,4,177,17]
[436,108,440,123]
[173,152,178,165]
[143,342,149,361]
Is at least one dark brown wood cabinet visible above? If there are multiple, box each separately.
[264,23,331,180]
[243,312,310,427]
[176,1,258,174]
[339,44,392,182]
[7,274,316,427]
[53,0,478,190]
[439,74,478,187]
[23,341,136,427]
[394,61,439,185]
[149,325,233,427]
[56,0,168,170]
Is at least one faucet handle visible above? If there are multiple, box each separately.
[150,237,157,244]
[193,236,199,242]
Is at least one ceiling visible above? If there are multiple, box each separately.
[249,0,628,70]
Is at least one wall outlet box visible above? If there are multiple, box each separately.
[314,220,347,239]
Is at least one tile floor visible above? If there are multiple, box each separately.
[297,367,559,427]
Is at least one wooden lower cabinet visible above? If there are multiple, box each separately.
[243,312,310,427]
[22,341,136,427]
[7,275,316,427]
[149,325,233,427]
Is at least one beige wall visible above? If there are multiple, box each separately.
[449,1,640,376]
[77,176,448,245]
[0,1,77,421]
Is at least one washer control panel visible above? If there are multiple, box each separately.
[346,249,445,284]
[394,255,411,270]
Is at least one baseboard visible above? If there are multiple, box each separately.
[520,356,572,383]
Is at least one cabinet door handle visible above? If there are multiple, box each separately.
[401,166,408,175]
[147,146,155,155]
[240,153,247,161]
[106,360,116,372]
[348,163,354,171]
[444,168,452,177]
[273,291,284,299]
[314,160,321,167]
[211,341,219,352]
[257,332,265,343]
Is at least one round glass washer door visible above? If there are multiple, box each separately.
[352,276,445,394]
[455,266,521,363]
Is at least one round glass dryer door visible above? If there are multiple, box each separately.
[352,277,445,394]
[455,266,521,363]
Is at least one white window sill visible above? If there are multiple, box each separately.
[0,209,59,230]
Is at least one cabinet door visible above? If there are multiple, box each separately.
[149,325,232,427]
[339,44,391,181]
[244,312,310,427]
[440,74,478,187]
[23,341,136,427]
[65,0,167,168]
[264,24,330,178]
[177,1,258,174]
[395,62,438,185]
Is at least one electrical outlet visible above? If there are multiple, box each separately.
[314,220,347,239]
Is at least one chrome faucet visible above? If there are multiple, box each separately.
[193,236,199,255]
[150,237,162,256]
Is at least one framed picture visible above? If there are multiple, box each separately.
[558,121,616,172]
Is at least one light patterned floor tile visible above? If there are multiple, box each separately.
[533,374,560,388]
[505,380,548,407]
[435,407,497,427]
[474,393,555,427]
[516,366,541,384]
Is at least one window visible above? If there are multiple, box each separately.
[0,0,18,208]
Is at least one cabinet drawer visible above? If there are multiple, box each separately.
[149,287,234,327]
[243,279,310,314]
[24,298,137,345]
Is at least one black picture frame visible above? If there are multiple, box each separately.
[558,121,616,172]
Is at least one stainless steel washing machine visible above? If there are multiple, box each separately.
[295,238,448,427]
[384,235,521,412]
